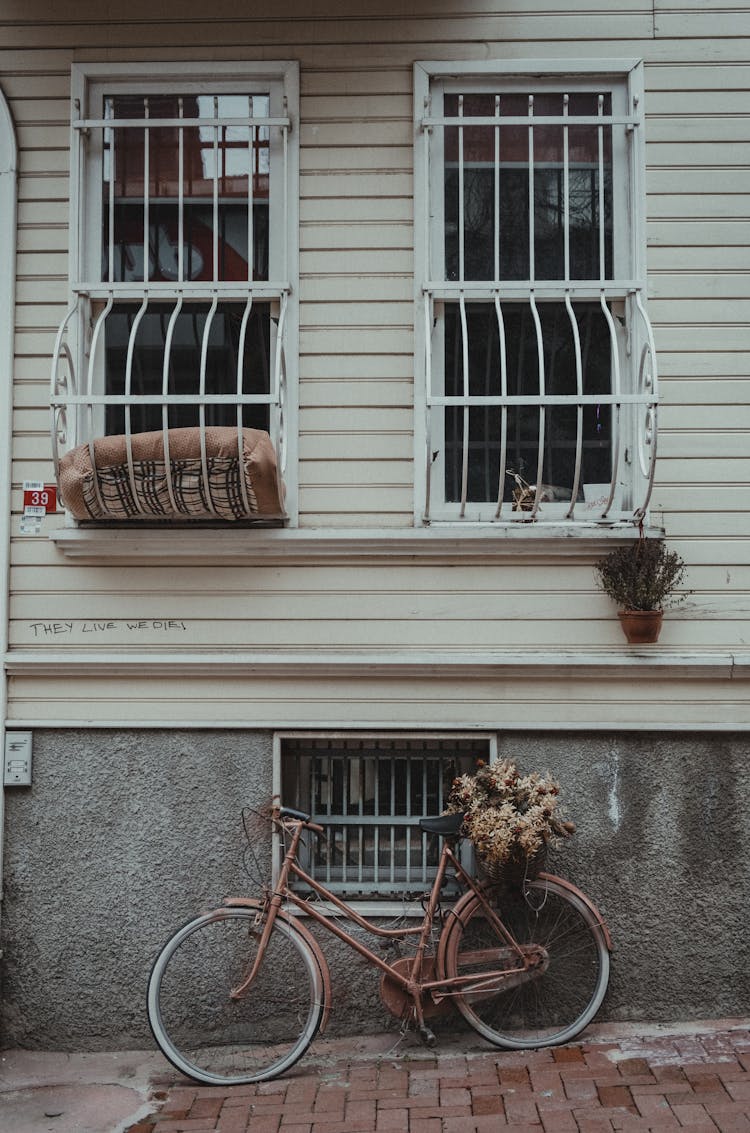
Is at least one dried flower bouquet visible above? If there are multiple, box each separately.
[445,759,576,875]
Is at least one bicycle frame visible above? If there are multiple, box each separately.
[228,813,546,1034]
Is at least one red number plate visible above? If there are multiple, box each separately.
[23,485,57,513]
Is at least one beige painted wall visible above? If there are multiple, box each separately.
[4,2,749,726]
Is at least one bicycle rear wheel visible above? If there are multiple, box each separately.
[443,877,609,1049]
[148,907,325,1085]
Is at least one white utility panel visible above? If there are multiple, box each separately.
[4,731,32,786]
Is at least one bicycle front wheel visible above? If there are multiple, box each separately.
[148,907,325,1085]
[443,877,610,1049]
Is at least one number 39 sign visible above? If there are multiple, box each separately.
[23,481,57,515]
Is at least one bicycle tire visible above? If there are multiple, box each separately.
[147,906,325,1085]
[442,876,610,1049]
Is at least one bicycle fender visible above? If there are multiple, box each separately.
[537,873,613,952]
[221,897,332,1034]
[437,874,612,977]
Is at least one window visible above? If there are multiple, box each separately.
[51,63,298,523]
[278,733,491,900]
[414,60,657,526]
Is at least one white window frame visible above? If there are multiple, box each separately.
[274,731,493,913]
[52,61,299,523]
[414,59,657,530]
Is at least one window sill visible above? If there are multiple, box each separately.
[48,519,663,565]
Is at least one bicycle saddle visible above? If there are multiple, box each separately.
[419,812,465,837]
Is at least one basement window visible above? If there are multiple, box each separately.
[278,733,492,901]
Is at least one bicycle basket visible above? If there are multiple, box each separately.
[476,845,547,887]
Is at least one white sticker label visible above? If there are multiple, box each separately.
[22,480,44,492]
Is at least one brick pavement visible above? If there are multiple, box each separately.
[126,1024,750,1133]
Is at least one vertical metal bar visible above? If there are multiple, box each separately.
[458,292,470,516]
[324,754,332,885]
[86,298,112,398]
[528,95,535,286]
[374,749,380,888]
[84,295,113,517]
[143,99,150,285]
[248,97,255,283]
[273,291,289,479]
[235,295,254,513]
[565,293,584,518]
[273,291,288,412]
[598,94,606,284]
[422,98,433,522]
[50,306,78,485]
[598,94,619,514]
[124,295,150,514]
[405,755,412,889]
[457,97,469,512]
[161,296,182,514]
[494,94,500,283]
[458,94,465,284]
[492,96,502,513]
[493,293,508,518]
[563,94,584,518]
[212,95,219,283]
[394,756,398,888]
[527,95,544,520]
[421,758,428,885]
[529,293,545,520]
[282,118,289,282]
[177,97,184,285]
[106,103,115,285]
[563,95,570,284]
[198,296,219,515]
[423,292,433,521]
[600,292,621,514]
[634,290,659,515]
[423,94,431,282]
[357,756,364,890]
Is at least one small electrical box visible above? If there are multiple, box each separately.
[4,731,32,786]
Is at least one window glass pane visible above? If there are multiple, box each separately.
[444,92,612,282]
[102,94,270,284]
[444,301,613,503]
[103,300,271,433]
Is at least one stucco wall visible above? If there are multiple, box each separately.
[1,727,747,1049]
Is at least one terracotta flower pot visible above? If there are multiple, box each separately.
[617,609,664,644]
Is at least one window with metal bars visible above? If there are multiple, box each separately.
[279,734,491,899]
[51,63,298,524]
[414,61,658,527]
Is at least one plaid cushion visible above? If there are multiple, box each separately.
[81,456,259,520]
[58,427,285,522]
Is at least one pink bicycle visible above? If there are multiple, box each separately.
[148,806,611,1085]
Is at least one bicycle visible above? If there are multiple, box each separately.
[147,805,611,1086]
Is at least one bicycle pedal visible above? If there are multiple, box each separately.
[418,1025,436,1048]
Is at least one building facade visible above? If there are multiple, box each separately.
[1,2,749,1048]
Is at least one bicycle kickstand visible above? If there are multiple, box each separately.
[400,997,437,1048]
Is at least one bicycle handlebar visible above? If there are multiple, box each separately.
[276,806,325,834]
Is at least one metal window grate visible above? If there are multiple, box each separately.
[281,735,488,897]
[50,87,293,514]
[418,79,658,525]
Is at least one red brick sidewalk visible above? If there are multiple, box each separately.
[127,1024,750,1133]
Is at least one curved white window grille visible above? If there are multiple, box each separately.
[51,63,298,524]
[415,60,657,528]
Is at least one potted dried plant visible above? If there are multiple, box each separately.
[445,759,575,883]
[594,538,687,644]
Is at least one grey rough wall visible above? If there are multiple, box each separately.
[1,730,274,1049]
[1,728,748,1050]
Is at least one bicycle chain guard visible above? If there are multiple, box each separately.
[378,957,452,1021]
